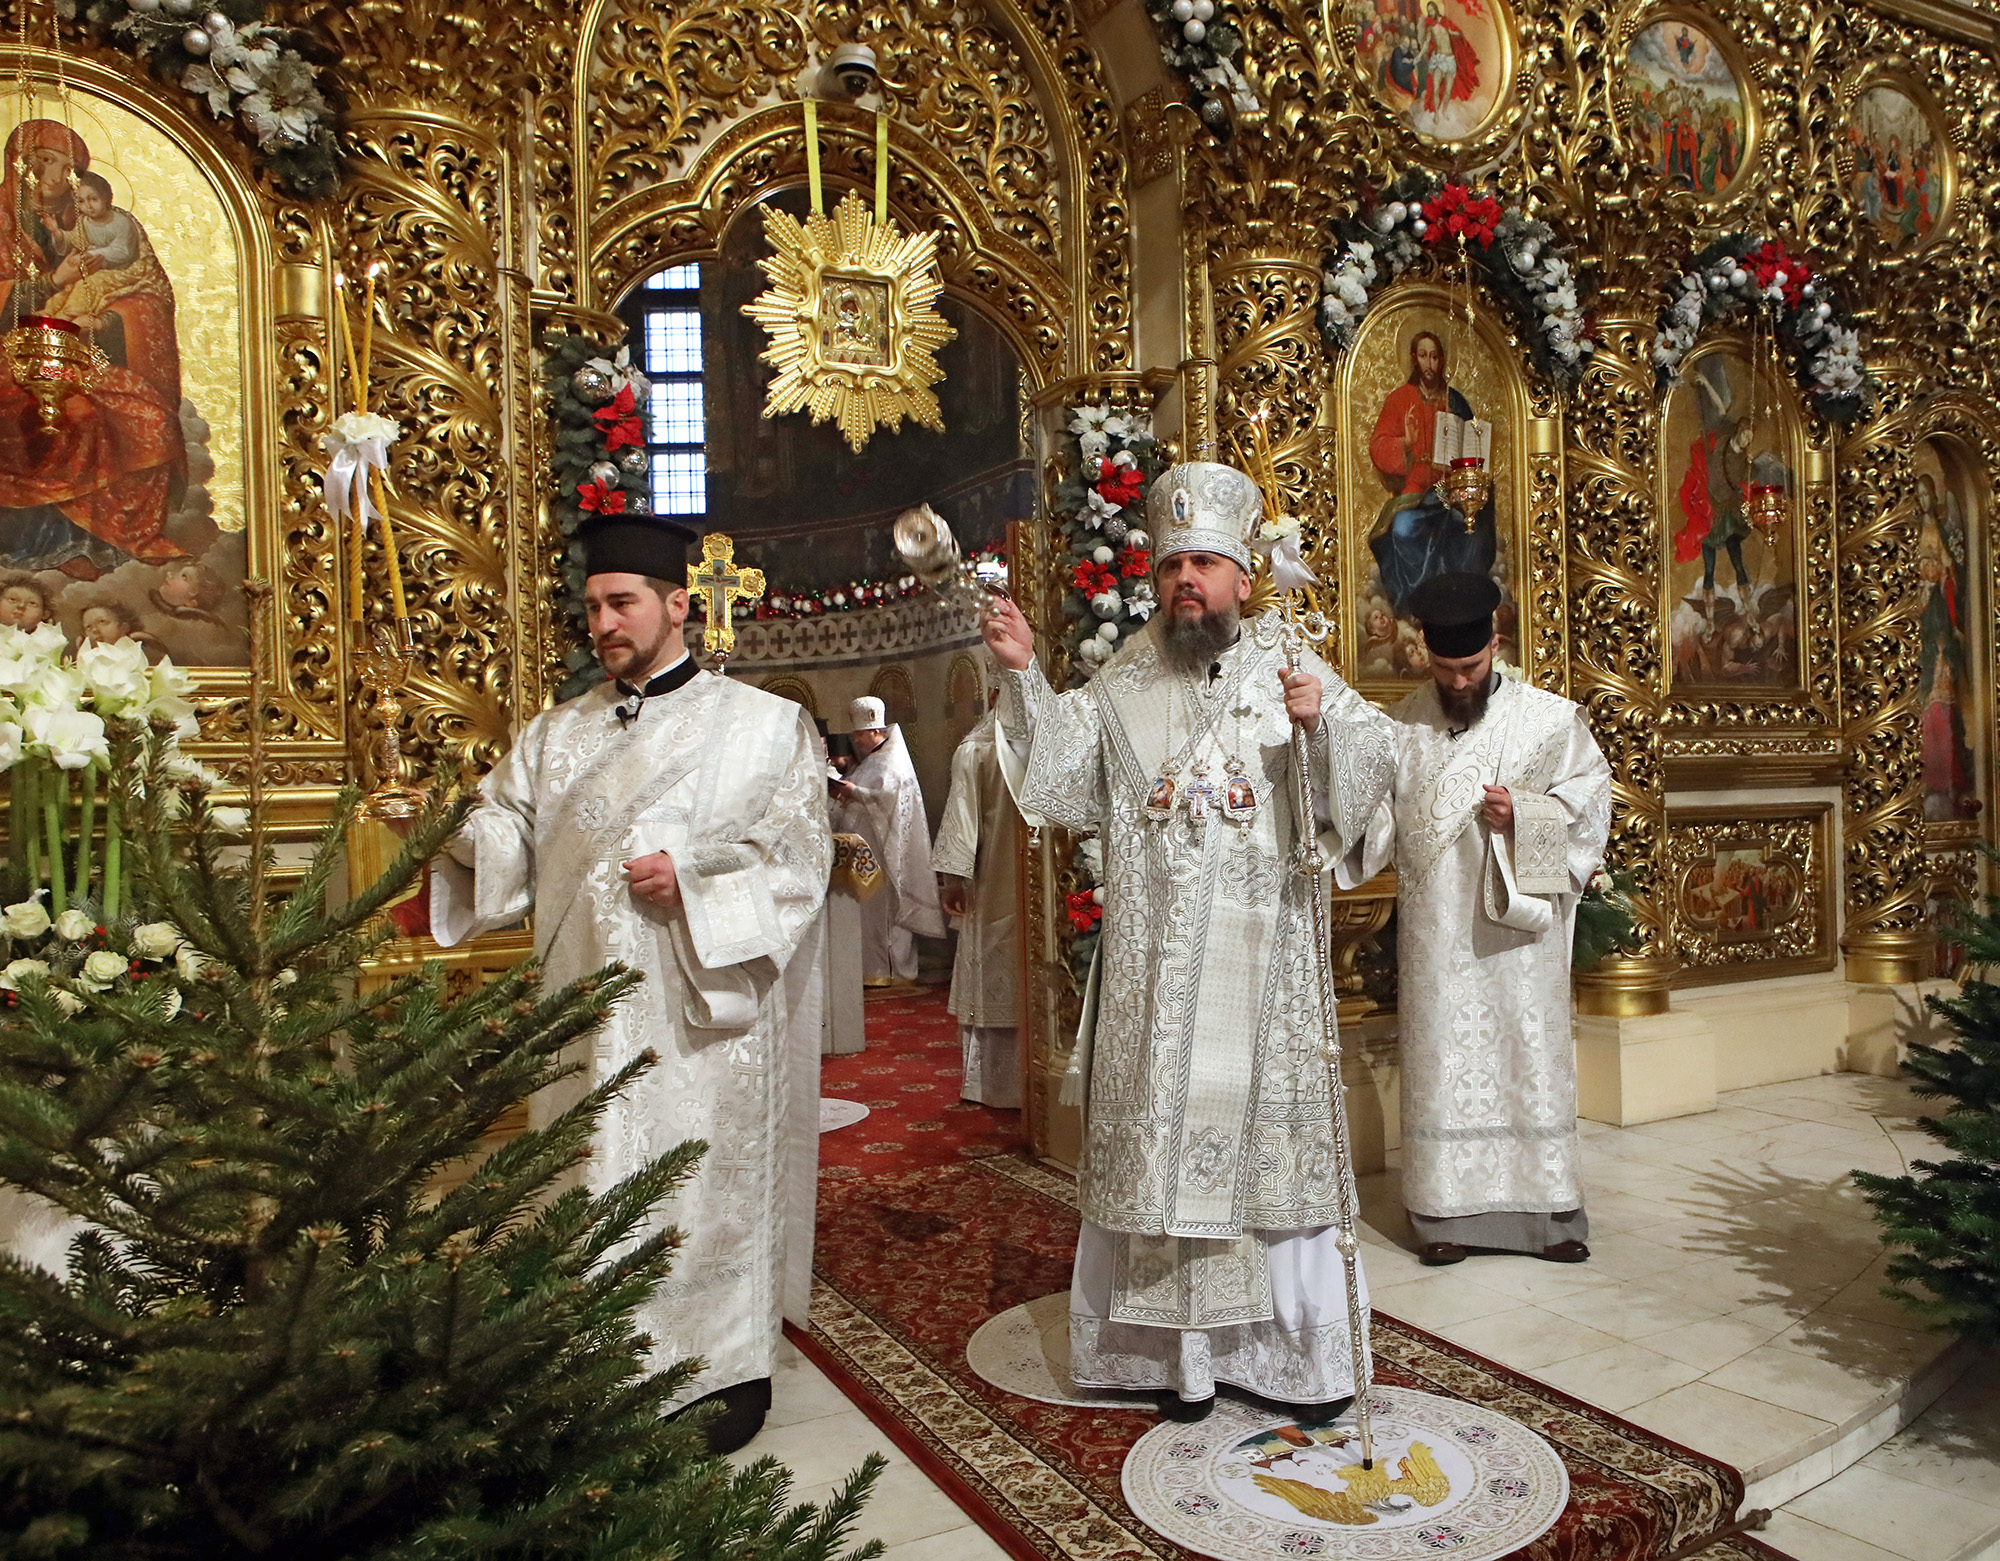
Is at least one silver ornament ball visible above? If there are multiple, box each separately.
[182,27,211,54]
[570,364,615,404]
[587,460,620,488]
[1182,17,1207,42]
[617,444,650,475]
[203,9,227,30]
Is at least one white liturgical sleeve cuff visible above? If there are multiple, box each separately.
[1510,791,1572,896]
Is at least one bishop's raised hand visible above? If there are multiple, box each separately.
[982,596,1034,672]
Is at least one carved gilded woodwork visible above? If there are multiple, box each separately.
[1562,317,1678,1010]
[1836,365,1933,983]
[577,0,1134,374]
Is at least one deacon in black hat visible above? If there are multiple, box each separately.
[1336,567,1612,1270]
[577,516,701,695]
[416,507,834,1459]
[1407,570,1504,736]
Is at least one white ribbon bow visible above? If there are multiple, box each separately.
[321,412,399,529]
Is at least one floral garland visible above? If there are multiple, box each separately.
[1652,235,1873,425]
[1064,836,1104,986]
[544,333,652,697]
[1320,172,1593,388]
[1051,404,1164,687]
[755,545,1004,621]
[1145,0,1259,132]
[86,0,339,198]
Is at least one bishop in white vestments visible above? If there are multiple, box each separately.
[984,462,1398,1422]
[1338,572,1612,1266]
[831,697,946,984]
[932,701,1023,1107]
[428,518,832,1454]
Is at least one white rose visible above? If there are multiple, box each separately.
[3,897,50,940]
[79,949,126,992]
[276,967,298,986]
[53,909,94,941]
[24,707,109,771]
[176,944,213,981]
[159,986,183,1021]
[74,639,152,714]
[52,988,82,1016]
[211,807,251,835]
[130,922,183,960]
[0,958,49,990]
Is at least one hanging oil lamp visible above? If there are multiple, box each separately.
[1742,300,1786,536]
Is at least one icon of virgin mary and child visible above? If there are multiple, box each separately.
[0,119,190,580]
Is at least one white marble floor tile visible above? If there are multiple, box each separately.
[1436,1305,1624,1371]
[1621,1381,1834,1479]
[1756,1508,1910,1561]
[1642,1311,1794,1372]
[1446,1253,1622,1305]
[1531,1341,1709,1414]
[880,1525,1015,1561]
[1369,1274,1521,1330]
[1537,1279,1729,1339]
[1705,1342,1900,1425]
[1786,1463,2000,1560]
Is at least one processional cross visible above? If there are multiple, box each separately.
[692,531,765,664]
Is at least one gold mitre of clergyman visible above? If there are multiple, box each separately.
[1147,461,1261,573]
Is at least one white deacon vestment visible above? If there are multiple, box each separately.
[931,712,1022,1107]
[833,727,946,983]
[1338,675,1611,1242]
[1001,613,1398,1404]
[431,670,832,1404]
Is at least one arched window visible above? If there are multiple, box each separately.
[620,264,707,521]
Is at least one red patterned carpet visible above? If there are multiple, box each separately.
[817,985,1024,1177]
[805,989,1789,1561]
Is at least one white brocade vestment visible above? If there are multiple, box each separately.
[430,672,833,1405]
[833,727,945,982]
[1002,614,1398,1402]
[1340,676,1612,1222]
[932,714,1024,1106]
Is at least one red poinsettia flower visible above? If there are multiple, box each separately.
[1071,560,1117,596]
[1745,241,1811,308]
[1421,182,1505,249]
[1120,548,1151,579]
[577,479,625,514]
[1096,465,1145,508]
[592,385,643,451]
[1064,889,1103,932]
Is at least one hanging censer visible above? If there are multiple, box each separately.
[2,0,109,426]
[1743,303,1788,536]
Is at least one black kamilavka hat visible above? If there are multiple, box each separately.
[1408,571,1502,658]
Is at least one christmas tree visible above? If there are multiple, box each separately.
[1853,874,2000,1334]
[0,735,883,1559]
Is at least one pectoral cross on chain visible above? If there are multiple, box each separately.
[692,531,765,663]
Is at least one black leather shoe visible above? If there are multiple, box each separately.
[1284,1394,1356,1425]
[1157,1391,1216,1422]
[676,1377,772,1456]
[1540,1240,1590,1263]
[1419,1241,1468,1266]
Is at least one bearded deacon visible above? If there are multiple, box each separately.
[982,463,1398,1423]
[932,694,1024,1107]
[831,696,946,985]
[428,517,832,1455]
[1338,572,1612,1267]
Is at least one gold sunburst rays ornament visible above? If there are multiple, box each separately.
[742,188,956,452]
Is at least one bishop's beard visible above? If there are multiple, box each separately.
[1159,601,1241,673]
[1438,674,1494,730]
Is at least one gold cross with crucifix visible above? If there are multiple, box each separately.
[691,531,765,661]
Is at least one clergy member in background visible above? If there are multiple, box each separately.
[427,516,832,1455]
[831,695,945,985]
[982,461,1398,1424]
[932,689,1023,1107]
[1338,572,1611,1267]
